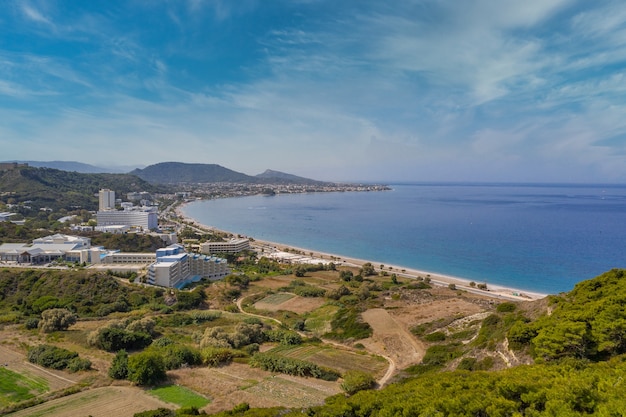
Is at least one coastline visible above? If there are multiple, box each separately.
[176,203,548,302]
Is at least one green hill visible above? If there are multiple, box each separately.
[0,166,163,211]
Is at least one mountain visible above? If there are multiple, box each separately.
[255,169,325,185]
[2,160,118,173]
[130,162,255,184]
[130,162,331,185]
[0,165,161,211]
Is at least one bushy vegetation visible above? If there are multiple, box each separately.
[279,279,326,297]
[27,344,91,372]
[89,319,156,352]
[0,269,166,319]
[510,269,626,362]
[323,306,372,341]
[340,370,376,395]
[250,352,340,381]
[37,308,77,333]
[127,351,167,386]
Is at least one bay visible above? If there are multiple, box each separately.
[181,183,626,294]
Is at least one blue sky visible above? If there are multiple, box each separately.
[1,1,625,183]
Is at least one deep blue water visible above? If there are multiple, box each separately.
[181,183,626,294]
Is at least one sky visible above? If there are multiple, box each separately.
[1,1,626,183]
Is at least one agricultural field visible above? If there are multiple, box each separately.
[268,344,388,378]
[148,384,210,408]
[0,345,77,414]
[0,367,48,407]
[254,293,325,314]
[168,362,340,414]
[7,386,173,417]
[304,304,340,334]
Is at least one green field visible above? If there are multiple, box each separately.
[0,367,49,407]
[269,344,387,377]
[304,304,339,333]
[257,293,295,305]
[148,385,210,408]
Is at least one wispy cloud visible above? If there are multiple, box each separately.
[1,1,625,182]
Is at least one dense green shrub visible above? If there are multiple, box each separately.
[496,302,517,313]
[109,349,129,379]
[264,329,302,345]
[67,357,92,372]
[127,352,167,386]
[158,344,202,370]
[91,327,153,352]
[201,347,234,367]
[28,344,80,370]
[341,370,376,394]
[250,352,340,381]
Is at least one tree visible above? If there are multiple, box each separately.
[38,308,77,333]
[127,351,167,386]
[339,270,353,282]
[108,349,129,380]
[360,263,375,276]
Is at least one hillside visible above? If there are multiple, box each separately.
[0,166,163,211]
[130,162,332,185]
[255,169,325,185]
[130,162,254,184]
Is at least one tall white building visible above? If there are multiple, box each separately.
[99,189,116,211]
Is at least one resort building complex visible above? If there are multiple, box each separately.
[147,244,229,288]
[200,238,251,254]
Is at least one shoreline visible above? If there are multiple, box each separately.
[176,203,548,302]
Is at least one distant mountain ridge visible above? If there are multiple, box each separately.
[4,160,334,185]
[131,162,329,185]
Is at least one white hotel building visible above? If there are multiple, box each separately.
[96,206,158,231]
[200,238,251,254]
[147,244,230,289]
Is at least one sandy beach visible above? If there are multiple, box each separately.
[175,203,548,302]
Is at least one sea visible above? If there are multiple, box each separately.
[181,183,626,294]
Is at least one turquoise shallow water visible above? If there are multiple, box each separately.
[181,183,626,294]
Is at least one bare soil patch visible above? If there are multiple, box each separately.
[361,309,425,370]
[8,386,173,417]
[388,297,486,329]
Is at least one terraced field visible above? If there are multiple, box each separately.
[269,344,388,377]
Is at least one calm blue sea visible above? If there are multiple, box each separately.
[181,183,626,294]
